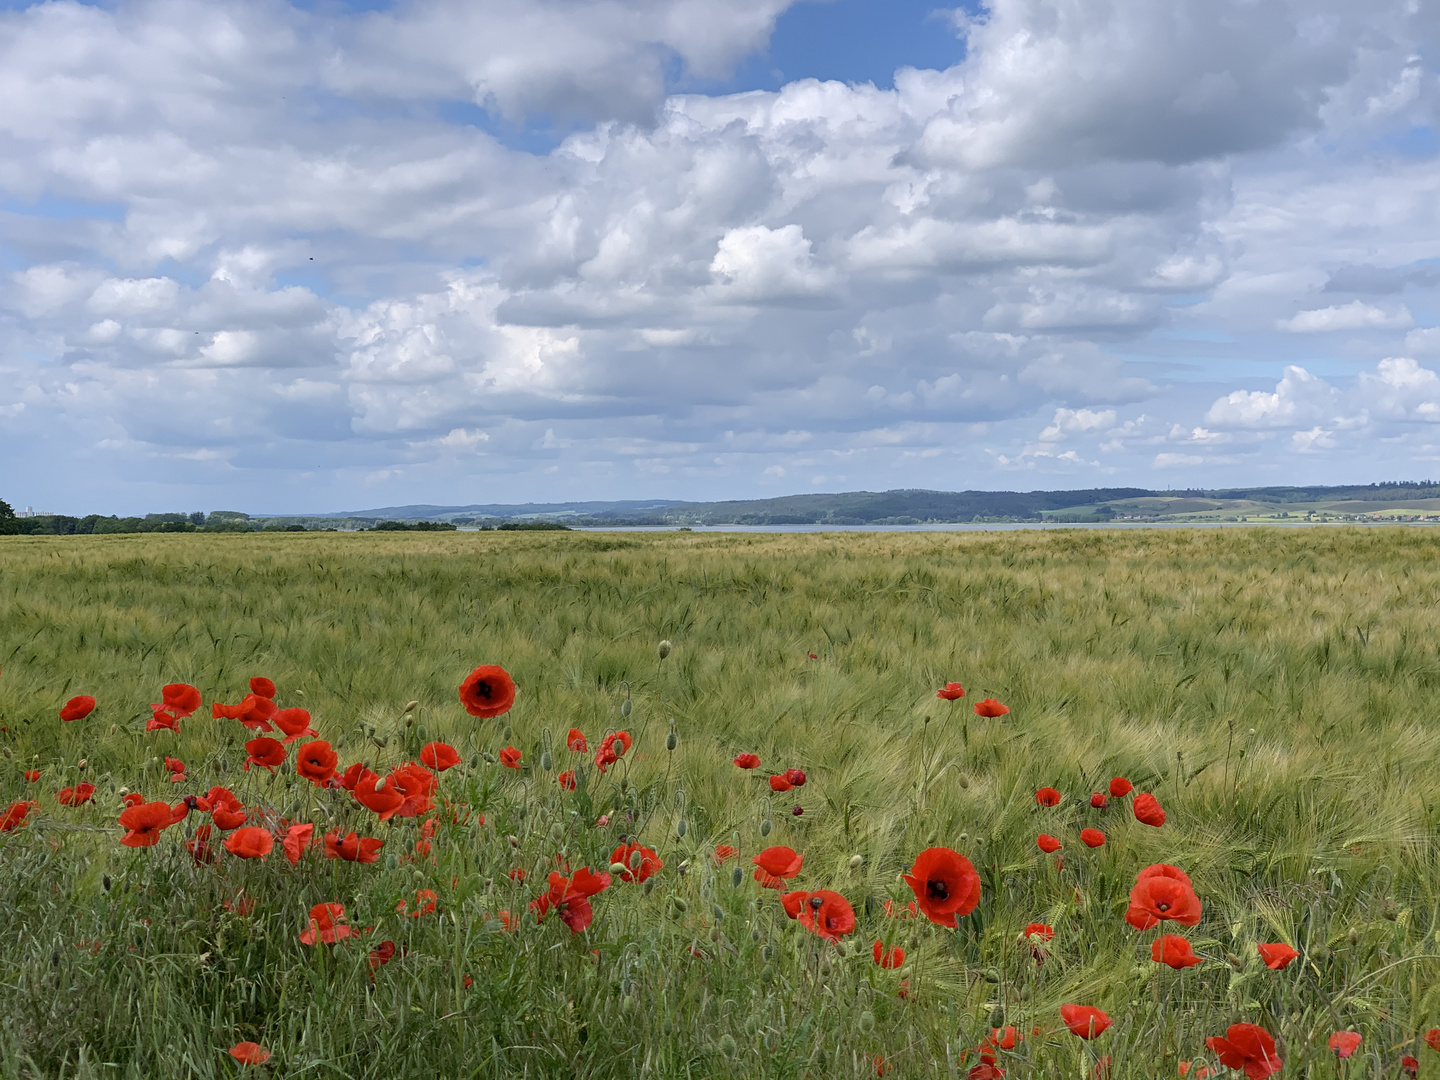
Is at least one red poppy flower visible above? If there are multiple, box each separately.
[224,827,274,860]
[295,740,338,785]
[1037,834,1061,853]
[300,902,355,945]
[214,693,279,732]
[1035,787,1062,807]
[936,682,965,700]
[1328,1033,1361,1058]
[244,737,285,773]
[229,1041,271,1066]
[1133,792,1166,827]
[499,746,522,769]
[884,899,918,919]
[60,695,96,722]
[781,889,856,942]
[714,844,737,863]
[122,791,144,807]
[458,664,517,718]
[163,757,185,776]
[974,698,1009,717]
[872,940,905,968]
[156,683,201,718]
[0,800,37,831]
[1126,864,1202,929]
[389,762,438,817]
[322,828,382,863]
[1152,934,1202,968]
[903,847,981,928]
[248,676,276,698]
[282,823,314,865]
[752,846,804,888]
[170,798,193,823]
[1206,1023,1281,1080]
[1060,1005,1111,1040]
[1404,1056,1420,1078]
[21,769,38,782]
[354,773,405,820]
[1257,942,1299,969]
[57,782,95,806]
[784,768,807,787]
[339,762,373,791]
[1090,792,1108,808]
[397,887,439,917]
[733,752,761,769]
[1178,1062,1212,1078]
[769,774,793,792]
[1080,828,1106,848]
[987,1026,1019,1050]
[1425,1029,1440,1052]
[594,731,631,773]
[563,728,587,752]
[274,707,317,743]
[369,940,397,969]
[420,742,461,771]
[146,708,181,732]
[557,769,577,790]
[1022,922,1054,943]
[1109,776,1133,797]
[611,842,663,883]
[119,801,174,847]
[187,824,215,864]
[531,867,611,933]
[968,1065,1002,1080]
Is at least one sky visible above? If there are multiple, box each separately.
[1,0,1438,515]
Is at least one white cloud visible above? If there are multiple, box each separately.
[1038,407,1117,442]
[1277,301,1413,332]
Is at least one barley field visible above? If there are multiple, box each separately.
[1,527,1439,1080]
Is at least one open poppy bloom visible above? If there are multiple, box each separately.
[387,763,437,818]
[903,847,981,928]
[325,829,383,863]
[1424,1029,1440,1052]
[57,782,96,807]
[1328,1032,1361,1058]
[340,762,376,791]
[214,694,279,732]
[1126,864,1203,929]
[60,695,96,722]
[1109,776,1133,797]
[974,698,1009,717]
[499,745,522,769]
[987,1026,1019,1050]
[1178,1062,1212,1078]
[594,731,631,773]
[146,708,181,733]
[768,774,793,792]
[1022,922,1055,943]
[1035,787,1062,807]
[224,827,274,859]
[0,800,37,831]
[187,824,215,864]
[872,940,905,968]
[249,676,276,698]
[354,773,405,820]
[557,769,577,789]
[155,683,202,718]
[566,728,588,752]
[244,737,285,773]
[1257,942,1299,969]
[295,740,338,785]
[420,742,461,771]
[122,792,145,807]
[733,752,761,769]
[1090,792,1108,808]
[752,845,804,888]
[397,888,438,917]
[229,1041,271,1065]
[282,823,315,865]
[936,682,965,700]
[1152,934,1202,969]
[1133,792,1166,827]
[1404,1056,1420,1078]
[22,770,38,782]
[714,844,738,862]
[611,842,663,883]
[784,768,807,787]
[274,707,317,743]
[1059,1005,1111,1040]
[119,801,174,847]
[1080,828,1106,848]
[458,664,517,718]
[208,787,247,830]
[164,756,185,776]
[531,867,611,933]
[369,939,397,969]
[1206,1023,1281,1080]
[782,888,856,942]
[300,902,355,945]
[1037,834,1061,853]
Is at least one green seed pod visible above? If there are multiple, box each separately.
[630,849,644,871]
[981,967,1001,983]
[761,944,773,960]
[711,904,725,922]
[671,896,688,913]
[718,1034,737,1057]
[751,928,762,943]
[958,776,969,789]
[416,724,429,741]
[621,699,632,718]
[760,964,775,983]
[658,640,672,660]
[610,862,629,876]
[858,1011,876,1034]
[385,853,400,871]
[732,866,744,888]
[849,854,864,869]
[676,819,687,838]
[760,819,772,837]
[620,777,629,792]
[988,1005,1006,1029]
[665,732,678,751]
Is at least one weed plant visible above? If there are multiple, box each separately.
[0,528,1438,1078]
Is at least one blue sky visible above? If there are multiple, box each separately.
[1,0,1438,514]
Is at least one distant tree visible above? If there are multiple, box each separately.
[0,499,18,536]
[189,512,205,525]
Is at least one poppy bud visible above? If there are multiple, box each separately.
[470,754,482,768]
[77,759,87,770]
[858,1011,876,1034]
[403,700,419,714]
[671,896,688,912]
[620,777,629,792]
[711,904,725,922]
[792,805,804,816]
[405,717,413,727]
[621,995,637,1012]
[676,819,687,838]
[621,699,632,718]
[517,804,527,819]
[609,862,629,876]
[760,819,772,836]
[1226,952,1244,970]
[988,1006,1006,1028]
[982,968,1001,983]
[718,1035,737,1057]
[385,853,400,870]
[732,866,744,887]
[658,640,672,660]
[102,875,111,891]
[501,725,513,741]
[416,724,428,741]
[665,732,678,751]
[1312,943,1330,961]
[1347,927,1359,945]
[540,751,553,772]
[507,834,519,847]
[373,777,386,791]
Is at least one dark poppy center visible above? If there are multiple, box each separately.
[810,896,824,910]
[1155,901,1170,912]
[927,878,949,901]
[474,679,493,700]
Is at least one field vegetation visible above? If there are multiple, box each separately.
[1,527,1439,1078]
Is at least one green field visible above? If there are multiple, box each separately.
[2,528,1439,1078]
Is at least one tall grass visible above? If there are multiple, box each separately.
[0,528,1438,1078]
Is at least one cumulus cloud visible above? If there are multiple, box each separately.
[1277,301,1413,332]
